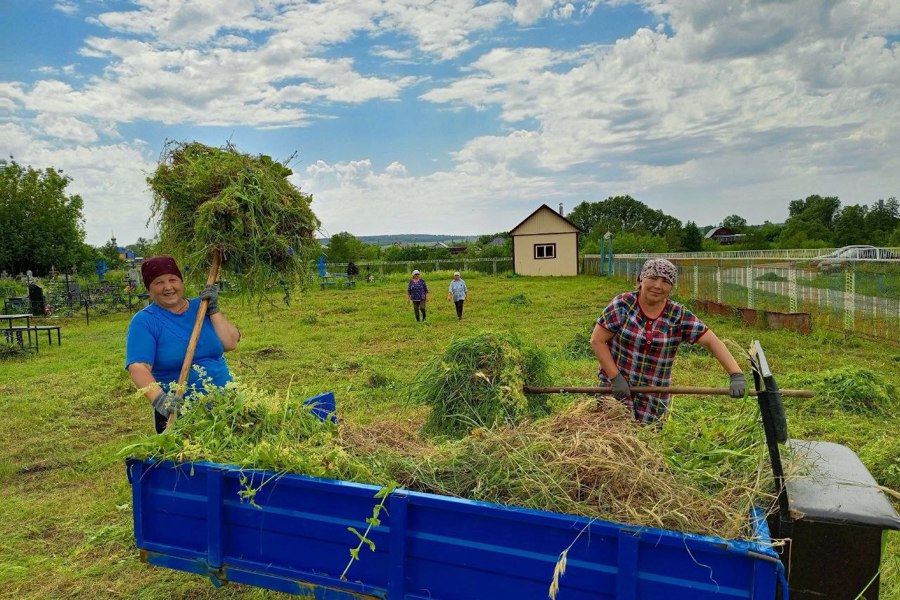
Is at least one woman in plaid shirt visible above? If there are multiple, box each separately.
[589,259,746,424]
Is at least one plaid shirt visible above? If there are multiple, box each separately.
[596,291,708,423]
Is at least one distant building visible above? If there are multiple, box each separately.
[705,226,745,245]
[448,246,467,255]
[509,204,581,276]
[487,236,506,246]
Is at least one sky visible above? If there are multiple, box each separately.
[2,1,900,246]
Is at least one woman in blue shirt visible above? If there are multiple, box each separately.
[125,256,241,433]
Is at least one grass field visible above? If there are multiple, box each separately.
[1,272,898,599]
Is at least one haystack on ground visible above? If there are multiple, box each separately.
[408,331,552,437]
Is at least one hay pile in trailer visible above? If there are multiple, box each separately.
[146,140,319,295]
[123,384,777,541]
[408,331,552,437]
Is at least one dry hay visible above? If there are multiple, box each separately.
[390,398,768,539]
[122,384,774,541]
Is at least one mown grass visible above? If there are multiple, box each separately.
[1,271,898,599]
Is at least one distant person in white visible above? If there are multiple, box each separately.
[447,272,469,321]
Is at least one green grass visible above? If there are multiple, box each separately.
[1,272,898,599]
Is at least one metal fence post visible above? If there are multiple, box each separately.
[789,266,798,313]
[692,264,699,299]
[844,266,855,333]
[493,259,497,275]
[747,262,754,309]
[716,262,723,303]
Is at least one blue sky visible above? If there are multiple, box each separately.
[2,1,900,246]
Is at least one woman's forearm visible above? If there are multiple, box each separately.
[210,312,240,351]
[698,330,741,374]
[590,325,620,377]
[128,362,161,401]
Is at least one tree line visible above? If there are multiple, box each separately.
[2,158,897,276]
[568,194,899,255]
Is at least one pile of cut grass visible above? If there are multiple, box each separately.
[387,399,770,539]
[795,366,897,414]
[123,388,775,541]
[408,331,552,437]
[119,383,376,485]
[147,140,319,297]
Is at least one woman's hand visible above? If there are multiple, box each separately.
[200,284,219,314]
[729,373,747,398]
[611,373,631,400]
[151,390,181,417]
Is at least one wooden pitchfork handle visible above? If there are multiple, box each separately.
[166,251,222,430]
[523,385,815,397]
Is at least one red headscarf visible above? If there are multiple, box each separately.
[141,256,183,289]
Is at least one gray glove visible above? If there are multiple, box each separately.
[151,390,181,417]
[729,373,747,398]
[200,284,219,315]
[610,373,631,400]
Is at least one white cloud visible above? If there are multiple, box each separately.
[418,0,900,226]
[53,1,78,16]
[1,131,158,245]
[34,114,99,143]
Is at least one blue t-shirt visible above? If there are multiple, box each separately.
[125,298,232,394]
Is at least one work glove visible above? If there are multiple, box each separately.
[729,372,747,398]
[151,390,181,418]
[610,373,631,400]
[200,284,219,315]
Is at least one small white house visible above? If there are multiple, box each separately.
[509,204,581,276]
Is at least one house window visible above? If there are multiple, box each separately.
[534,243,556,259]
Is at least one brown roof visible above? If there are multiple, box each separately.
[508,204,583,235]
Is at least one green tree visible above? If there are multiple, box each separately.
[0,160,86,274]
[832,204,869,246]
[863,198,899,245]
[325,232,379,263]
[680,221,703,252]
[97,240,125,269]
[568,196,681,237]
[780,195,840,247]
[721,214,747,231]
[129,236,157,258]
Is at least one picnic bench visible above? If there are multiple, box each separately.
[1,313,63,353]
[1,313,35,353]
[319,274,356,289]
[5,324,62,347]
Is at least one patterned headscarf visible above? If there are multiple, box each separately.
[638,258,677,286]
[141,256,183,289]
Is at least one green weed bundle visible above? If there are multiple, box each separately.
[147,140,319,297]
[119,383,375,484]
[409,331,552,437]
[796,366,897,414]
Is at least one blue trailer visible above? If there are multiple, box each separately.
[126,458,784,600]
[126,343,898,599]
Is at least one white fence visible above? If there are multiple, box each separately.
[324,257,514,277]
[584,253,900,341]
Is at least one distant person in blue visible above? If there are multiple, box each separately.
[407,269,429,322]
[125,256,241,433]
[447,271,468,321]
